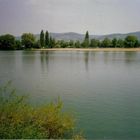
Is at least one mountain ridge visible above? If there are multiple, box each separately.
[41,31,140,41]
[17,31,140,41]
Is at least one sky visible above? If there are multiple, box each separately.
[0,0,140,36]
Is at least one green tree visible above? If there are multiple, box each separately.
[52,38,56,48]
[85,31,89,40]
[69,40,74,48]
[75,40,81,48]
[55,40,61,48]
[49,36,52,48]
[0,34,15,50]
[40,30,45,48]
[112,38,118,48]
[49,36,56,48]
[116,39,124,48]
[82,31,90,48]
[15,40,22,50]
[21,33,35,49]
[34,40,41,48]
[45,31,49,48]
[101,38,112,48]
[59,40,69,48]
[138,41,140,47]
[124,35,139,48]
[90,39,100,48]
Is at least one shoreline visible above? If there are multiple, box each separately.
[34,48,140,52]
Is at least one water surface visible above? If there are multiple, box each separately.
[0,50,140,139]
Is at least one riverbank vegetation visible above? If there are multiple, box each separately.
[0,82,84,139]
[0,30,140,50]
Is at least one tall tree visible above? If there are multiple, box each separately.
[112,38,118,48]
[45,31,49,48]
[40,30,45,48]
[85,31,89,40]
[82,31,90,48]
[49,36,56,48]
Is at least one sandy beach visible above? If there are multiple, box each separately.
[35,48,140,52]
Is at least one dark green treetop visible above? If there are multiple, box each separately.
[124,35,139,48]
[21,33,36,48]
[112,38,118,48]
[90,39,100,48]
[40,30,45,47]
[101,38,112,48]
[0,34,15,50]
[82,31,90,48]
[45,31,49,48]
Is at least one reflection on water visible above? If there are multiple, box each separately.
[40,51,49,73]
[84,51,89,71]
[0,50,140,139]
[124,51,137,64]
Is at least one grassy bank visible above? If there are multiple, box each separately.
[34,48,140,52]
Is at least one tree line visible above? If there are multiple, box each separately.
[0,30,139,50]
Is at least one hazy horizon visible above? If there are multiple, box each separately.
[0,0,140,36]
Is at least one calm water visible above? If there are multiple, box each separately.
[0,50,140,139]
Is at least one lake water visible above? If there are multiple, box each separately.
[0,50,140,139]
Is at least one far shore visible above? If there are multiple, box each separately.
[34,48,140,52]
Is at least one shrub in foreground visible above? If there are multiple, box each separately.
[0,83,84,139]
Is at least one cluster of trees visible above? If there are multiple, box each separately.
[0,34,22,50]
[0,30,56,50]
[39,30,140,48]
[0,30,140,50]
[40,30,56,48]
[0,82,83,139]
[81,31,139,48]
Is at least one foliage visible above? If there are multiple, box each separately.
[58,40,69,48]
[111,38,117,48]
[49,36,56,48]
[0,34,15,50]
[69,40,74,48]
[45,31,49,48]
[40,30,45,48]
[90,39,100,48]
[75,40,81,48]
[85,31,89,40]
[116,39,124,48]
[34,40,41,48]
[0,83,83,139]
[101,38,112,48]
[124,35,139,48]
[82,31,90,48]
[21,33,36,49]
[15,40,22,50]
[0,31,140,50]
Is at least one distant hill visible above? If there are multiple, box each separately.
[18,31,140,41]
[35,32,85,41]
[98,31,140,40]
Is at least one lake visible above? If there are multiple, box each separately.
[0,50,140,139]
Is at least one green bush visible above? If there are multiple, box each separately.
[0,82,83,139]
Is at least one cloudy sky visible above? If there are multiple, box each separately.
[0,0,140,35]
